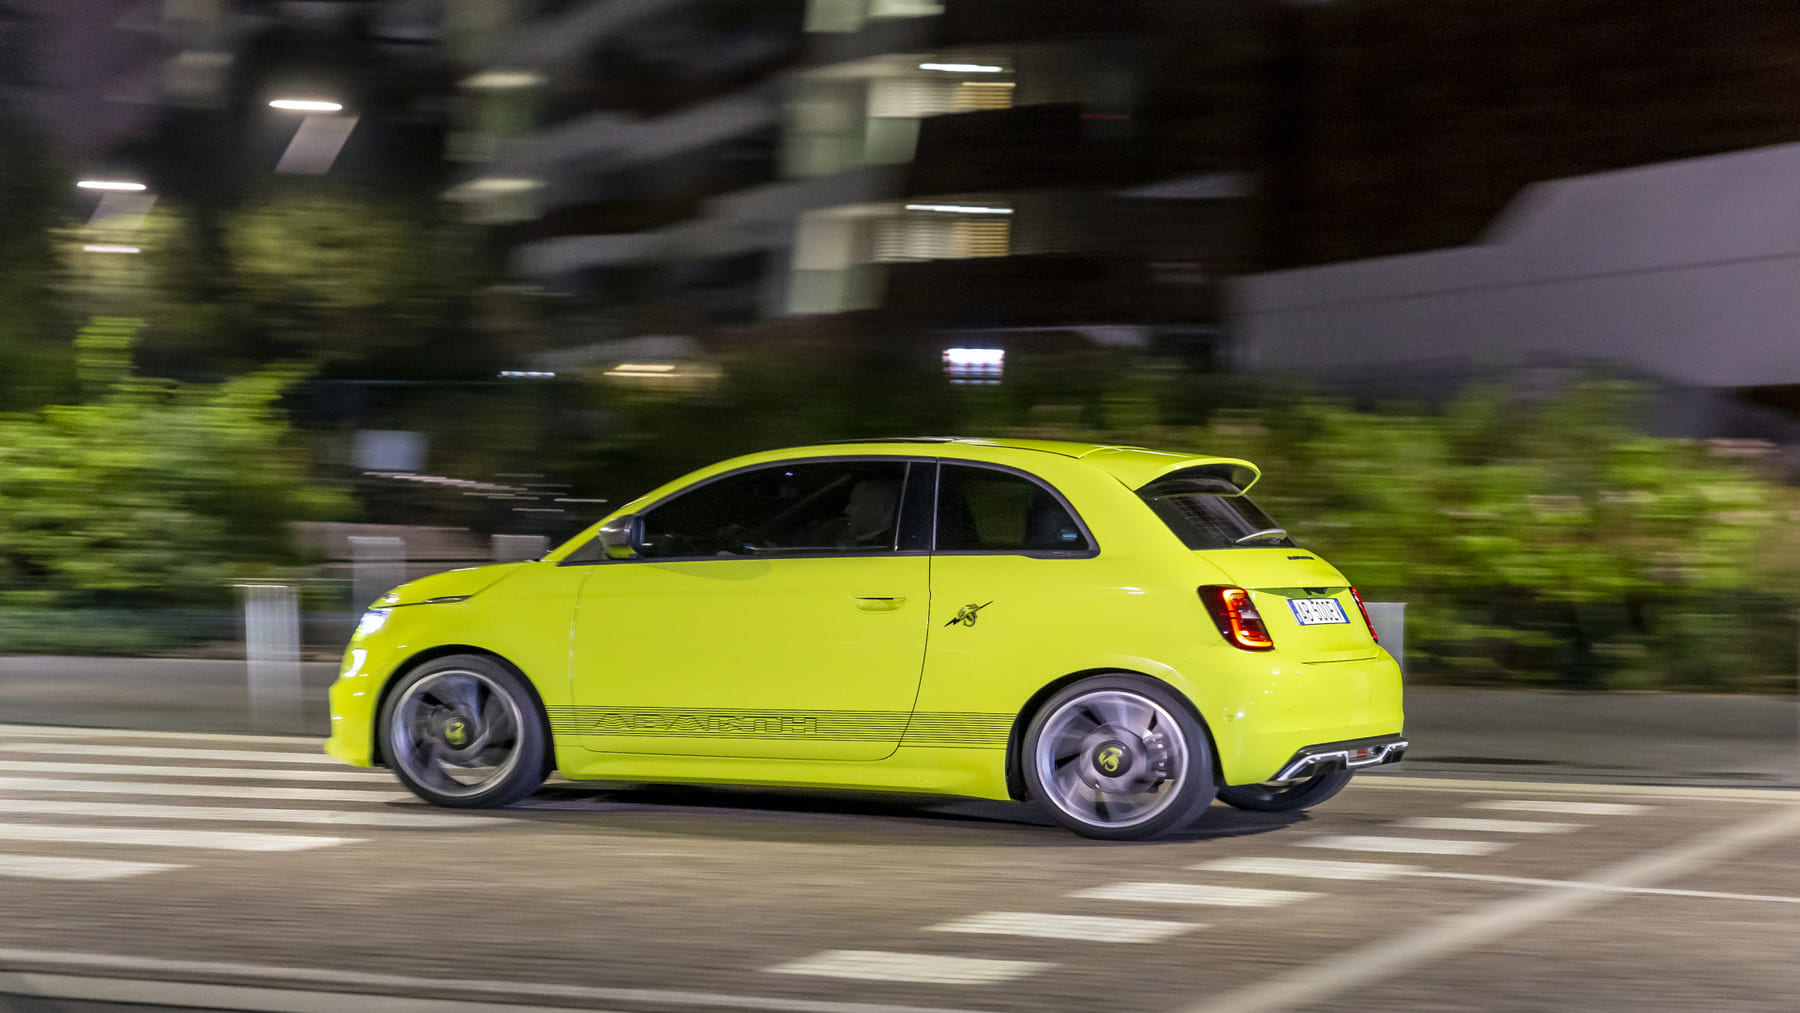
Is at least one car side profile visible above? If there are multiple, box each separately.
[325,438,1405,840]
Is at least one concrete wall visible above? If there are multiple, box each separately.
[1230,142,1800,391]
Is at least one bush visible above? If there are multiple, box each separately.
[1128,381,1800,691]
[0,319,345,639]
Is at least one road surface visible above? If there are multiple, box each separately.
[0,723,1795,1012]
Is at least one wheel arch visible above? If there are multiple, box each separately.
[370,644,554,773]
[1002,667,1222,802]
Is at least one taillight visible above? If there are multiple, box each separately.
[1199,585,1275,651]
[1349,586,1379,643]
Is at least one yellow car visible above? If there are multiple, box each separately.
[326,438,1405,840]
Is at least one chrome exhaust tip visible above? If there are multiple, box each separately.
[1273,737,1408,781]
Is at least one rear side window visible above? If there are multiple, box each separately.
[1138,473,1293,549]
[936,464,1091,553]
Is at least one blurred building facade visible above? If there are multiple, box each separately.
[23,0,459,213]
[447,0,1261,368]
[1231,142,1800,451]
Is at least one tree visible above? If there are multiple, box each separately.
[0,319,345,620]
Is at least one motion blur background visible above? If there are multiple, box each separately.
[2,0,1798,699]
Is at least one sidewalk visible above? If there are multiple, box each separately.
[1,655,1796,786]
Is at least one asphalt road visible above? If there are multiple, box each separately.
[0,723,1796,1013]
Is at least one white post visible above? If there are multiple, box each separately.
[241,583,301,731]
[350,535,407,608]
[1365,601,1406,673]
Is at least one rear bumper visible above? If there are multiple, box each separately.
[1270,734,1408,782]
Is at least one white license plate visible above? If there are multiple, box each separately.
[1288,598,1349,625]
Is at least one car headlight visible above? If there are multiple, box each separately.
[355,608,391,637]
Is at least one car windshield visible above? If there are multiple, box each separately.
[1137,473,1294,549]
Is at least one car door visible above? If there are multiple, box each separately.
[915,462,1104,744]
[568,458,933,761]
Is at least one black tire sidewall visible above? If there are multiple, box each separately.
[1217,767,1353,812]
[1022,673,1218,841]
[379,653,550,809]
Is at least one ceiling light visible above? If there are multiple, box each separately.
[270,99,344,112]
[905,204,1013,215]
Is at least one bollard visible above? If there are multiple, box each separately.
[1364,601,1406,673]
[493,533,550,563]
[350,535,407,608]
[240,583,301,732]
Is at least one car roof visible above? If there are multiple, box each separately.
[781,437,1261,492]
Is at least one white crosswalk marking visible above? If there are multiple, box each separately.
[1471,799,1653,816]
[0,776,408,802]
[927,911,1200,943]
[1192,857,1419,881]
[1396,816,1584,834]
[1301,835,1508,856]
[0,823,358,852]
[0,760,386,782]
[0,853,184,882]
[1070,882,1318,907]
[0,743,340,765]
[768,950,1050,984]
[0,731,433,880]
[0,798,485,829]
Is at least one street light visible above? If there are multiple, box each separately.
[269,98,343,112]
[77,180,147,192]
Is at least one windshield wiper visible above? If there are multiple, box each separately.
[1234,528,1289,545]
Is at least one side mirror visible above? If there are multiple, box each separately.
[597,514,639,560]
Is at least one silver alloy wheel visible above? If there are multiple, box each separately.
[388,667,525,799]
[1032,688,1190,830]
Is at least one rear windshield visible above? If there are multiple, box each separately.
[1138,474,1295,549]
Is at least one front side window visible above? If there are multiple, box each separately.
[936,464,1091,553]
[1138,473,1293,549]
[638,460,912,559]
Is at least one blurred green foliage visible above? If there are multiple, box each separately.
[0,319,346,632]
[132,190,490,379]
[1080,376,1800,692]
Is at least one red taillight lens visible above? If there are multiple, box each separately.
[1349,586,1379,643]
[1199,585,1275,651]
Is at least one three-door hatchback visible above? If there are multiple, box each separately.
[325,438,1406,839]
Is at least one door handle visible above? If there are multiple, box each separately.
[852,596,906,612]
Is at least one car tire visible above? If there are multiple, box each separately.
[379,653,549,809]
[1216,768,1353,812]
[1022,674,1217,841]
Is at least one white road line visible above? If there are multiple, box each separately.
[0,853,183,882]
[1471,799,1653,816]
[1353,776,1789,803]
[0,743,339,764]
[1070,882,1318,907]
[1183,801,1800,1013]
[0,824,358,852]
[0,950,995,1013]
[1300,835,1508,856]
[1191,857,1419,881]
[0,724,322,747]
[1395,816,1585,835]
[0,798,489,829]
[0,760,387,782]
[926,911,1199,943]
[0,776,409,802]
[1401,869,1800,905]
[0,972,613,1013]
[767,950,1049,985]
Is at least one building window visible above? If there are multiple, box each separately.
[806,0,945,34]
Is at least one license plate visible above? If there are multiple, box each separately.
[1288,598,1349,625]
